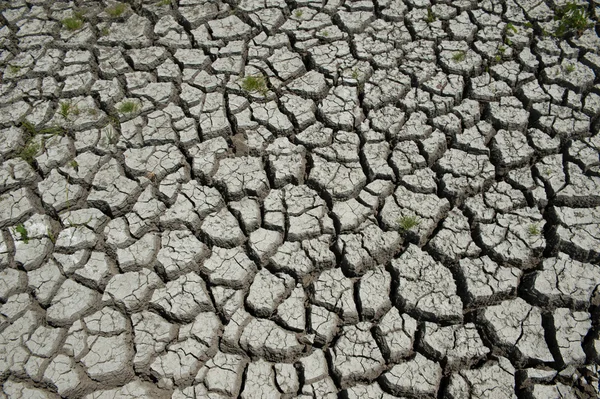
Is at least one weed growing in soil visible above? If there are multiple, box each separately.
[118,101,140,114]
[452,51,466,62]
[106,2,126,17]
[62,15,84,31]
[14,224,29,243]
[528,224,540,236]
[554,1,593,37]
[398,215,420,231]
[241,75,268,96]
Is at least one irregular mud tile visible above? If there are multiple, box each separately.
[301,376,338,398]
[102,269,163,313]
[240,359,280,399]
[73,251,116,291]
[266,137,307,187]
[332,197,373,232]
[358,265,392,321]
[213,156,269,201]
[478,298,553,364]
[374,307,417,363]
[46,279,100,327]
[246,268,294,318]
[336,222,401,276]
[2,380,59,399]
[0,268,27,302]
[150,312,221,389]
[529,253,600,309]
[0,158,38,193]
[421,322,489,370]
[488,97,530,132]
[155,229,209,281]
[275,283,306,332]
[491,129,535,173]
[551,308,591,366]
[319,85,362,130]
[131,311,177,372]
[330,322,385,388]
[0,187,39,229]
[80,333,133,383]
[123,145,185,182]
[312,267,358,323]
[83,307,127,336]
[26,258,64,307]
[435,148,495,203]
[251,100,294,135]
[150,272,213,323]
[458,256,521,306]
[239,317,304,362]
[380,353,442,397]
[380,185,450,246]
[200,207,245,248]
[533,102,590,139]
[445,357,516,399]
[87,158,142,216]
[299,348,328,385]
[310,305,340,346]
[428,208,480,262]
[286,70,328,99]
[390,245,463,323]
[43,354,92,397]
[274,362,299,396]
[248,228,283,265]
[201,246,257,289]
[477,207,546,269]
[229,198,261,233]
[83,379,169,399]
[195,351,248,397]
[343,381,396,398]
[552,206,600,262]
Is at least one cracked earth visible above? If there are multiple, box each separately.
[0,0,600,398]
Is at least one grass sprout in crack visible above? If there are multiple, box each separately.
[398,215,420,232]
[241,75,268,96]
[452,51,466,63]
[106,2,126,18]
[118,100,141,114]
[554,1,593,37]
[528,224,540,236]
[62,13,84,31]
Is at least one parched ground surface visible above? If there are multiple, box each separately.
[0,0,600,398]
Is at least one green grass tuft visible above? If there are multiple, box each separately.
[398,215,420,232]
[241,75,268,96]
[564,63,576,73]
[106,2,126,17]
[15,224,29,244]
[62,16,84,31]
[554,1,593,37]
[19,141,40,165]
[426,7,436,23]
[528,224,540,236]
[452,51,466,62]
[294,9,303,18]
[118,101,140,114]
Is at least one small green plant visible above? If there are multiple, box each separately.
[554,1,592,37]
[241,75,268,96]
[494,54,502,63]
[105,2,126,17]
[69,159,79,169]
[47,228,56,244]
[62,15,84,31]
[564,63,576,73]
[8,65,21,74]
[398,215,420,231]
[321,30,329,37]
[100,27,110,36]
[528,224,540,236]
[158,0,171,5]
[103,125,119,145]
[505,22,518,35]
[524,21,533,29]
[351,68,360,80]
[59,101,79,120]
[426,7,436,23]
[498,45,506,55]
[19,141,40,165]
[294,9,303,18]
[118,100,140,114]
[14,224,29,244]
[452,51,466,62]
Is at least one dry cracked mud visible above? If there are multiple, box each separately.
[0,0,599,398]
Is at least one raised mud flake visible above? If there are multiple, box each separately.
[196,351,248,397]
[488,96,530,132]
[391,245,463,323]
[478,297,553,364]
[363,68,412,110]
[551,308,591,366]
[0,187,39,229]
[439,40,483,76]
[250,100,294,134]
[319,85,362,130]
[201,246,257,289]
[286,70,329,99]
[276,283,306,332]
[312,267,359,324]
[421,322,490,370]
[458,256,522,306]
[2,380,59,399]
[428,207,481,262]
[299,348,329,385]
[213,156,269,201]
[529,253,600,309]
[43,354,91,397]
[491,129,535,173]
[533,102,590,139]
[336,222,401,277]
[552,206,600,262]
[380,185,451,246]
[330,322,386,388]
[435,148,495,202]
[87,158,142,216]
[239,359,280,399]
[445,357,516,399]
[380,353,442,397]
[357,265,392,321]
[266,137,307,188]
[155,229,209,281]
[131,311,177,372]
[239,317,304,362]
[74,251,116,291]
[150,312,221,389]
[102,269,163,313]
[246,268,294,318]
[200,207,245,248]
[38,169,85,213]
[83,379,167,399]
[115,233,159,273]
[80,333,133,383]
[0,268,27,302]
[477,208,546,268]
[46,279,100,327]
[310,305,340,346]
[150,272,213,323]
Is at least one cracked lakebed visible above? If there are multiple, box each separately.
[0,0,600,398]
